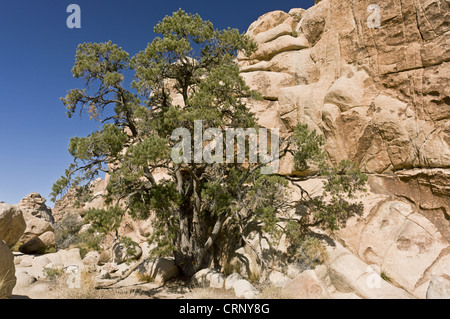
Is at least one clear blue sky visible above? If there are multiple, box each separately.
[0,0,314,207]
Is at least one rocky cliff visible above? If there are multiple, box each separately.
[235,0,450,299]
[238,0,449,174]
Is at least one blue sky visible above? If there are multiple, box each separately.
[0,0,314,207]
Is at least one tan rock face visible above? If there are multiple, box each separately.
[240,0,450,174]
[325,242,413,299]
[0,240,16,299]
[19,212,54,245]
[19,231,56,254]
[18,193,54,223]
[0,203,26,248]
[333,173,450,299]
[283,269,330,299]
[137,258,179,284]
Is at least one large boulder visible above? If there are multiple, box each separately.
[0,240,16,299]
[15,248,84,280]
[18,231,56,255]
[225,273,244,290]
[334,187,450,299]
[192,268,226,289]
[0,203,26,248]
[19,213,54,247]
[232,279,259,299]
[283,269,330,299]
[136,258,179,284]
[325,242,413,299]
[357,200,448,296]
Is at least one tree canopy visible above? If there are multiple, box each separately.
[52,9,367,277]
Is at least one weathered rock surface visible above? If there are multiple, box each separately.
[0,203,26,248]
[224,273,244,290]
[283,269,330,299]
[16,194,55,250]
[325,242,414,299]
[334,174,450,299]
[232,279,259,299]
[19,213,54,249]
[192,268,226,289]
[427,274,450,299]
[18,231,56,255]
[52,188,84,222]
[52,177,109,222]
[136,258,179,284]
[235,0,450,300]
[240,0,450,174]
[18,193,54,223]
[0,240,16,299]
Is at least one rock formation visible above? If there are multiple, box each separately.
[0,239,16,299]
[14,193,56,254]
[7,0,449,299]
[18,193,54,223]
[238,0,449,175]
[234,0,449,299]
[0,203,26,248]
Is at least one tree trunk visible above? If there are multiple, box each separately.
[175,211,229,277]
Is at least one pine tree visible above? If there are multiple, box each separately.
[52,10,367,277]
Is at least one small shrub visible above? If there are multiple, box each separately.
[10,241,22,252]
[75,230,102,259]
[44,246,58,254]
[44,267,65,280]
[54,213,85,250]
[288,235,328,271]
[136,272,154,283]
[381,271,391,283]
[84,206,124,235]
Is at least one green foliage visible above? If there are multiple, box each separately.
[54,213,102,258]
[76,230,102,259]
[54,213,86,250]
[119,236,140,262]
[84,206,124,235]
[291,123,326,172]
[54,9,367,277]
[44,267,65,280]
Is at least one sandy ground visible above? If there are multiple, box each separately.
[11,272,236,299]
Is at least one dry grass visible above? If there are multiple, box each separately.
[136,272,155,283]
[186,287,237,299]
[48,271,143,299]
[0,270,16,299]
[186,284,292,299]
[257,284,292,299]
